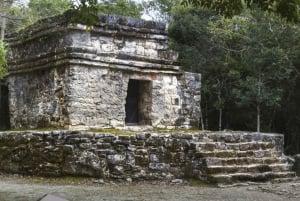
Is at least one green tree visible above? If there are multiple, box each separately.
[1,0,73,37]
[233,48,292,132]
[143,0,181,22]
[238,14,293,132]
[71,0,99,25]
[266,19,300,153]
[28,0,72,23]
[169,6,298,133]
[97,0,143,18]
[208,12,294,132]
[0,0,22,40]
[2,0,143,37]
[168,7,237,130]
[181,0,300,22]
[5,3,32,34]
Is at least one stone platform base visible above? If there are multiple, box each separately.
[0,130,295,183]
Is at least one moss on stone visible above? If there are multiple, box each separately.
[8,127,66,132]
[153,129,203,134]
[89,128,134,135]
[187,178,216,187]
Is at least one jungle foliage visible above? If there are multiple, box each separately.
[0,0,143,37]
[96,0,143,18]
[181,0,300,22]
[167,2,300,154]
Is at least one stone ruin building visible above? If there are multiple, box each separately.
[3,11,201,130]
[0,11,296,184]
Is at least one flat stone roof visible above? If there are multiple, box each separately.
[6,10,167,44]
[6,10,180,75]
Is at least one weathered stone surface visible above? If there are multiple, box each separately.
[5,11,201,130]
[0,130,295,183]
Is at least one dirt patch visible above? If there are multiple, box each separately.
[0,174,299,201]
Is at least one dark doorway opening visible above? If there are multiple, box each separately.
[125,79,139,124]
[125,79,152,125]
[0,81,10,130]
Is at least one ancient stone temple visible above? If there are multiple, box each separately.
[5,11,201,130]
[1,11,295,184]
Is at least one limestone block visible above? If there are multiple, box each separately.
[71,32,91,46]
[91,39,100,50]
[156,43,168,50]
[163,76,172,84]
[101,44,116,52]
[125,41,136,48]
[135,155,149,165]
[144,49,158,57]
[99,36,113,43]
[135,149,148,155]
[145,41,157,49]
[255,150,266,158]
[107,154,126,165]
[136,45,145,55]
[149,163,170,171]
[150,154,159,162]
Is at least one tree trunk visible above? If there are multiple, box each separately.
[199,104,204,130]
[1,0,12,41]
[205,101,208,130]
[257,104,260,133]
[257,71,261,133]
[1,17,6,41]
[219,108,222,131]
[267,108,276,132]
[217,83,223,131]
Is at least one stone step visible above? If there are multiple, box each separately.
[207,171,296,183]
[206,163,293,174]
[195,150,282,158]
[193,141,275,152]
[198,132,282,143]
[203,157,287,166]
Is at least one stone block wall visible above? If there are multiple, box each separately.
[8,68,69,128]
[65,68,185,129]
[0,130,295,183]
[178,72,202,128]
[6,11,201,130]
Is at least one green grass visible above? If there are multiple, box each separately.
[2,127,208,136]
[7,127,66,132]
[89,128,135,135]
[153,129,207,134]
[1,128,65,134]
[187,178,217,187]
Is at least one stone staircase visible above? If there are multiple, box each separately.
[194,132,296,183]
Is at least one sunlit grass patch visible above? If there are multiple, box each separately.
[89,128,135,135]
